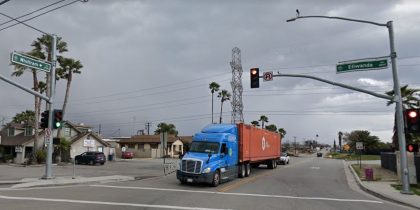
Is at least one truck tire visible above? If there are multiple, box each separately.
[211,170,220,187]
[239,164,246,178]
[273,160,277,168]
[267,160,274,169]
[245,163,251,177]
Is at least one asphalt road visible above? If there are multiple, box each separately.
[0,155,413,210]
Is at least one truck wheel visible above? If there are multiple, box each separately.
[273,160,277,168]
[239,164,246,178]
[245,163,251,177]
[211,170,220,187]
[267,160,274,169]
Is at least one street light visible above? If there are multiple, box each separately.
[287,12,412,194]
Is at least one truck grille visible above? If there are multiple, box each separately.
[181,159,202,174]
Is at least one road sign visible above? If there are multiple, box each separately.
[343,144,350,151]
[263,71,273,81]
[336,58,388,74]
[356,142,364,150]
[10,52,51,72]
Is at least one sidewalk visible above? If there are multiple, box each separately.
[346,161,420,209]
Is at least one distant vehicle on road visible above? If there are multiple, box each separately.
[277,152,290,165]
[121,151,134,159]
[317,152,323,157]
[75,152,106,165]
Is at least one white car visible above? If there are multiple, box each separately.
[278,152,290,165]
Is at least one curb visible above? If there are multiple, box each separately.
[347,163,420,209]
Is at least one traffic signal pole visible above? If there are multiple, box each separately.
[44,34,57,179]
[286,14,412,194]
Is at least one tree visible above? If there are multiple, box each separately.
[386,85,420,148]
[154,122,178,136]
[12,110,35,124]
[217,89,231,124]
[343,130,380,151]
[11,50,46,161]
[56,57,83,138]
[258,115,268,128]
[278,128,286,138]
[250,120,260,127]
[265,124,277,132]
[209,82,220,124]
[338,131,343,150]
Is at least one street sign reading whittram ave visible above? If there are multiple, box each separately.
[10,52,51,72]
[336,58,388,74]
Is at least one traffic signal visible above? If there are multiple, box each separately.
[53,109,63,129]
[404,108,420,133]
[250,68,259,88]
[40,110,49,129]
[406,144,419,153]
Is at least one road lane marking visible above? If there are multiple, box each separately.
[218,172,270,192]
[90,185,383,204]
[0,194,233,210]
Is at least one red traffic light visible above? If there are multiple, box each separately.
[407,110,418,119]
[251,69,258,75]
[250,68,260,88]
[406,144,419,153]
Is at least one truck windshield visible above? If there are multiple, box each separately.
[189,142,220,154]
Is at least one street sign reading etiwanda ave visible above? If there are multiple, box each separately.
[336,58,388,74]
[11,52,51,72]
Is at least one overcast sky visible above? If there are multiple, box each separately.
[1,0,419,145]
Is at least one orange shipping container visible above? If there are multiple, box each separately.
[238,123,281,163]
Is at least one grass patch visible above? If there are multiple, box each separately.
[328,152,380,161]
[391,184,420,196]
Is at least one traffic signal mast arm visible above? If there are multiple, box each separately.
[271,73,393,101]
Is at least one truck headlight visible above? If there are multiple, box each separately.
[202,167,211,173]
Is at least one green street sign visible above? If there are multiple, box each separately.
[336,58,388,74]
[10,52,51,72]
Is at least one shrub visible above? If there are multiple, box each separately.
[36,150,47,163]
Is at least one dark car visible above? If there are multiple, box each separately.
[75,152,106,165]
[317,152,323,157]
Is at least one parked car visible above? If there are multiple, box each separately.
[75,152,106,165]
[121,151,134,159]
[277,152,290,165]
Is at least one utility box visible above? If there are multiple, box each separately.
[365,168,374,181]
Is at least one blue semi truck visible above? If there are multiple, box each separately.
[177,123,281,187]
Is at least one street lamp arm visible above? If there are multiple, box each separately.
[287,15,387,27]
[272,73,392,100]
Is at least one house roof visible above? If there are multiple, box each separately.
[69,131,111,147]
[119,135,178,144]
[178,136,193,144]
[0,132,33,146]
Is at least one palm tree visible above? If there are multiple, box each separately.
[251,121,260,127]
[154,122,178,136]
[265,124,277,132]
[56,57,83,137]
[259,115,268,128]
[218,89,231,123]
[385,85,420,148]
[11,50,47,161]
[338,131,343,150]
[31,34,68,108]
[278,128,286,138]
[209,82,220,124]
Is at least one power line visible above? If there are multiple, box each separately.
[0,0,87,32]
[0,0,65,26]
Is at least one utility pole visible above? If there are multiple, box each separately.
[98,124,101,135]
[294,136,297,155]
[145,122,152,135]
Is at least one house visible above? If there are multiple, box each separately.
[0,121,111,164]
[117,135,193,158]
